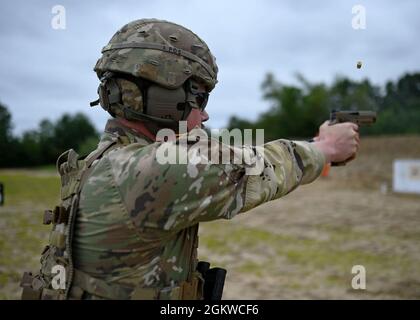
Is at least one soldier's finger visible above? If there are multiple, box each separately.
[346,152,357,163]
[352,123,359,132]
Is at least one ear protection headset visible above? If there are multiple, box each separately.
[90,72,208,129]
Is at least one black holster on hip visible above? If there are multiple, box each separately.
[196,261,227,301]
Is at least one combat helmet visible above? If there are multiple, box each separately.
[91,18,218,127]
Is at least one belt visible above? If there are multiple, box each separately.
[70,269,203,300]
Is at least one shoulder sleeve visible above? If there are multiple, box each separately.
[107,138,325,234]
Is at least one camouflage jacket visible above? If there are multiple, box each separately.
[72,119,325,297]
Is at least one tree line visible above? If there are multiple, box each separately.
[228,72,420,141]
[0,107,99,167]
[1,72,419,167]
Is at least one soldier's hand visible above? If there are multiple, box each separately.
[313,121,359,164]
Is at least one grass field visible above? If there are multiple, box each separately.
[1,135,420,299]
[0,169,59,299]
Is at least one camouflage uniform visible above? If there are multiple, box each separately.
[67,118,324,299]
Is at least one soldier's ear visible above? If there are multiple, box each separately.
[97,77,122,117]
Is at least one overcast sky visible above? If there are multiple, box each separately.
[0,0,419,134]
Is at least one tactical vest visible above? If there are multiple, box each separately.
[20,137,203,300]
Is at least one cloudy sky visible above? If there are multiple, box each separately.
[0,0,419,134]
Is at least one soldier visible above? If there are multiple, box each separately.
[20,19,359,300]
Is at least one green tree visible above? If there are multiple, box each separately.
[20,130,43,166]
[52,113,98,154]
[0,103,18,166]
[228,72,420,139]
[0,108,99,167]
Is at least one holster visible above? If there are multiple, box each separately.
[196,261,227,301]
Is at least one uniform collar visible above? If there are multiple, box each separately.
[102,118,155,146]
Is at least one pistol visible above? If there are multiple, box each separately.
[329,110,376,166]
[329,110,377,126]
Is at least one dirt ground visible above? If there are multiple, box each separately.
[199,177,420,299]
[1,135,419,299]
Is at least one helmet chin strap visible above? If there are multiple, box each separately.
[119,104,180,129]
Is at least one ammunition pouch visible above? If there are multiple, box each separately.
[20,271,66,300]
